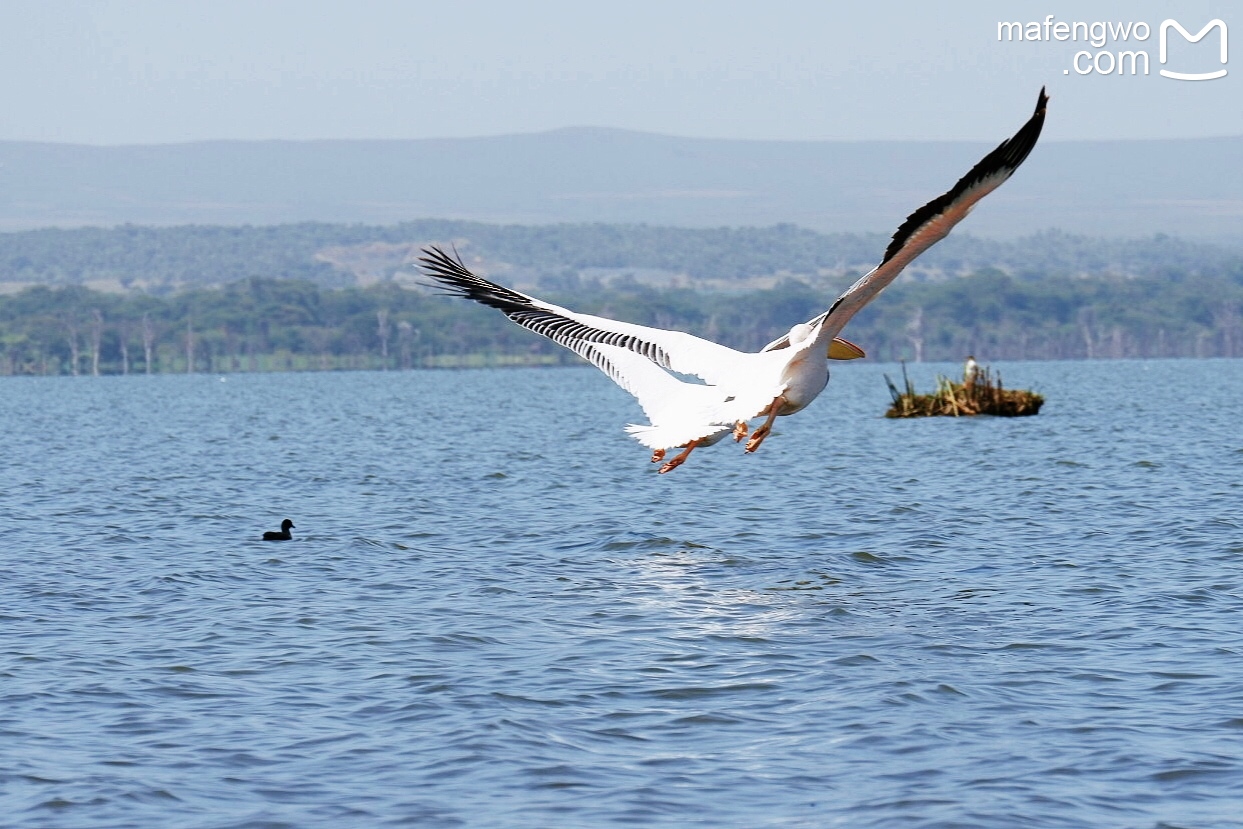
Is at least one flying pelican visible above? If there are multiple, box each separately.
[420,88,1048,473]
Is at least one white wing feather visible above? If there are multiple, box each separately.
[418,247,747,387]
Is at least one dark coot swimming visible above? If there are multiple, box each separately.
[263,519,295,541]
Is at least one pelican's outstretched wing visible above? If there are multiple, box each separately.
[418,246,746,387]
[763,87,1049,351]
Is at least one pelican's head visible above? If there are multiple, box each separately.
[828,337,865,361]
[786,322,814,346]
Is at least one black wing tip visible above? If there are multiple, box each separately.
[417,244,465,275]
[415,243,538,312]
[881,87,1049,264]
[417,244,483,292]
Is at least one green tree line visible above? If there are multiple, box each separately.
[3,265,1242,376]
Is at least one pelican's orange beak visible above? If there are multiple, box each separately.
[828,337,866,360]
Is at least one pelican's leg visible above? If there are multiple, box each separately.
[732,420,749,442]
[658,439,701,474]
[744,399,782,454]
[650,448,666,463]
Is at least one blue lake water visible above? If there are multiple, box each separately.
[2,359,1242,828]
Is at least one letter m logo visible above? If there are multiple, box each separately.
[1160,19,1228,80]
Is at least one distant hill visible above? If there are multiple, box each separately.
[1,130,1240,240]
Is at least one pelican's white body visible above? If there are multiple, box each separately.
[615,320,831,450]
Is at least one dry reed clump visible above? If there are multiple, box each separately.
[884,362,1043,418]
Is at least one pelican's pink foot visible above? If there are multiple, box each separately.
[744,427,771,453]
[744,400,782,454]
[733,421,749,442]
[658,440,700,474]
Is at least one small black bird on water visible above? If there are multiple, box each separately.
[263,519,295,541]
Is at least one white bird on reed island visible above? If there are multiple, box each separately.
[420,88,1048,473]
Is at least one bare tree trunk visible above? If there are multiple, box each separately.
[377,309,390,370]
[185,316,194,374]
[117,321,130,375]
[65,318,80,376]
[90,309,103,376]
[1078,309,1096,359]
[904,307,924,363]
[142,313,155,374]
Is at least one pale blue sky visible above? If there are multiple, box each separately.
[0,0,1237,144]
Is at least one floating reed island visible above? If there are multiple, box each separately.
[885,362,1043,418]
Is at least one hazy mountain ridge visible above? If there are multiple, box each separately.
[2,129,1241,239]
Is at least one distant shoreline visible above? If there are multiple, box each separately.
[2,221,1240,375]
